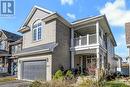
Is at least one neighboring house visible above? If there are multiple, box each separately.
[125,22,130,76]
[0,29,21,74]
[122,62,129,76]
[114,54,122,72]
[9,38,22,75]
[15,6,117,81]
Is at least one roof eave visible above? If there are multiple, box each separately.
[72,15,105,25]
[103,15,117,47]
[43,13,71,27]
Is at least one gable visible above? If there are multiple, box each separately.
[22,6,53,27]
[0,31,7,40]
[27,9,51,28]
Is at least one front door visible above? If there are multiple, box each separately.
[86,55,96,75]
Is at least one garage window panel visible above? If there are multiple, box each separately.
[22,60,46,80]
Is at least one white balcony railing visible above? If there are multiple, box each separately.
[74,34,97,46]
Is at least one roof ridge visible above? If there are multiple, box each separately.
[34,5,54,14]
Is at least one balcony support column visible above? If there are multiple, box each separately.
[80,56,83,74]
[87,34,89,45]
[96,48,100,80]
[79,36,81,46]
[71,29,75,68]
[102,53,105,70]
[96,21,99,44]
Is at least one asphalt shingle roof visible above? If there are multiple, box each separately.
[17,42,58,54]
[2,30,22,41]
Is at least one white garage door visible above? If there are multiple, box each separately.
[22,60,46,80]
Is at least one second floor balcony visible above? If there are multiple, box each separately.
[74,34,106,48]
[72,22,106,49]
[74,34,97,46]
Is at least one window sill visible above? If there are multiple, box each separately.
[32,39,42,43]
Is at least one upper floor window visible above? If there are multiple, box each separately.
[11,44,22,54]
[11,46,15,54]
[0,41,5,50]
[32,20,42,41]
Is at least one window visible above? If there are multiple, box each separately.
[32,20,42,41]
[11,46,15,54]
[17,44,22,52]
[0,41,5,50]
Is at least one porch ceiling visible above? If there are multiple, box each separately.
[75,26,96,36]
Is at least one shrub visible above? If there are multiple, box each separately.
[29,81,42,87]
[78,77,100,87]
[65,70,74,80]
[29,80,74,87]
[53,70,64,80]
[105,73,117,81]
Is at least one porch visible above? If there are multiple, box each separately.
[0,50,11,73]
[72,48,107,79]
[74,54,97,76]
[71,21,108,79]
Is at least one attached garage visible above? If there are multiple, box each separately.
[22,60,46,80]
[16,42,57,81]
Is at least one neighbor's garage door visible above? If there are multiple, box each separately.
[22,60,46,80]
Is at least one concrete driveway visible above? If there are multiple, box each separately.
[0,80,30,87]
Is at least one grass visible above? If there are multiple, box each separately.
[30,80,130,87]
[0,77,16,83]
[104,81,130,87]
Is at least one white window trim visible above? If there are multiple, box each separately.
[32,19,43,42]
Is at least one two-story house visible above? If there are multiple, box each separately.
[0,29,21,74]
[15,6,116,81]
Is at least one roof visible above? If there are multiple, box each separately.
[15,42,58,57]
[72,15,104,24]
[72,15,117,46]
[19,12,71,33]
[1,30,22,41]
[42,13,71,27]
[21,5,54,28]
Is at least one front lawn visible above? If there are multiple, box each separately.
[0,77,16,83]
[105,81,130,87]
